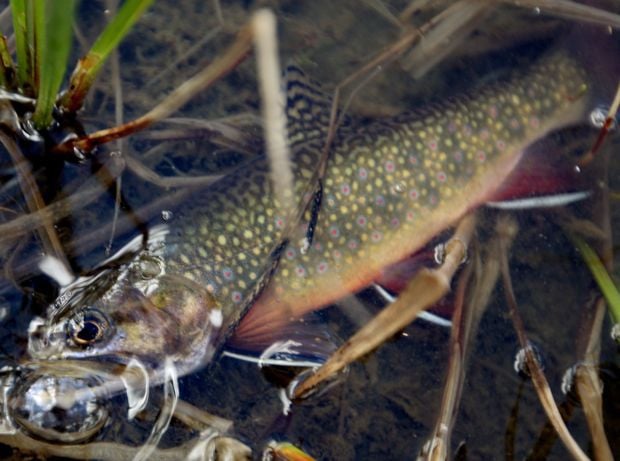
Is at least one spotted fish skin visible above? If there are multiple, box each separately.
[28,50,591,368]
[164,51,590,347]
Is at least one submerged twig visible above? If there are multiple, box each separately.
[0,156,125,244]
[574,300,612,461]
[55,21,254,154]
[500,0,620,28]
[579,82,620,168]
[570,108,614,459]
[0,430,248,461]
[401,0,490,78]
[497,216,589,461]
[0,127,69,269]
[420,220,503,461]
[125,155,224,188]
[293,214,476,399]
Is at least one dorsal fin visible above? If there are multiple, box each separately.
[283,64,352,148]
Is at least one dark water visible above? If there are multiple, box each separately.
[0,0,619,459]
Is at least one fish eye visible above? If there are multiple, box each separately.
[68,309,109,346]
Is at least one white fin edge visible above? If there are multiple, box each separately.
[373,283,453,328]
[486,191,591,210]
[221,350,324,368]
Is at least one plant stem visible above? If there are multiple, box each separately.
[0,34,15,89]
[10,0,33,93]
[32,0,76,129]
[573,235,620,324]
[61,0,155,112]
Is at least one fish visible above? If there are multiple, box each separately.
[28,47,594,377]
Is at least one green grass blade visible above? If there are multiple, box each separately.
[573,235,620,325]
[0,34,16,89]
[61,0,155,112]
[32,0,76,129]
[10,0,34,93]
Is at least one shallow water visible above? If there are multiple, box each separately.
[0,0,619,459]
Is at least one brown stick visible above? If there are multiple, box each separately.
[54,23,254,154]
[0,129,69,269]
[497,216,589,461]
[293,214,476,399]
[421,220,506,460]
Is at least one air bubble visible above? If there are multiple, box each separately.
[513,343,544,378]
[589,106,617,130]
[611,323,620,343]
[390,181,406,195]
[161,210,174,222]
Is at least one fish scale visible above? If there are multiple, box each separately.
[164,51,589,348]
[29,49,591,368]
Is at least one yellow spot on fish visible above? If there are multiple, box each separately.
[217,235,227,245]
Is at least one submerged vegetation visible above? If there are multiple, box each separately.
[0,0,618,459]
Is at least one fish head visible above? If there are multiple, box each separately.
[28,268,223,375]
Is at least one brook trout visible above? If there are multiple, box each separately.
[29,49,591,374]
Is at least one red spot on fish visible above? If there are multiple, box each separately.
[329,226,340,237]
[341,184,351,195]
[313,242,322,251]
[286,249,296,259]
[371,231,383,242]
[496,140,506,151]
[376,195,386,206]
[385,161,395,173]
[222,268,233,280]
[437,172,447,182]
[391,217,400,227]
[358,167,368,180]
[357,216,367,226]
[476,150,486,163]
[409,189,419,200]
[232,291,242,303]
[317,262,328,273]
[275,217,285,229]
[409,155,419,165]
[428,140,438,151]
[333,249,342,259]
[348,239,358,250]
[295,266,306,277]
[406,211,415,221]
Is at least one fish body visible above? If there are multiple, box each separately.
[29,50,590,371]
